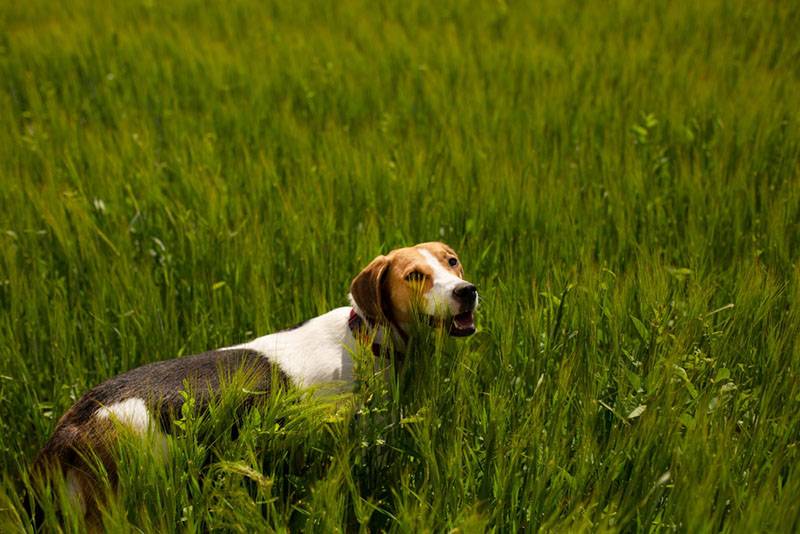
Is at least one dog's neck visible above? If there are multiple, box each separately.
[347,297,408,355]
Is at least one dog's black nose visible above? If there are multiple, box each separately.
[453,283,477,306]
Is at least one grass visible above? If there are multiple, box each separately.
[1,0,799,530]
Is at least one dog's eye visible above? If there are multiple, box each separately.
[405,271,427,282]
[448,257,458,267]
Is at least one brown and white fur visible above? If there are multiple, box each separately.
[34,242,478,517]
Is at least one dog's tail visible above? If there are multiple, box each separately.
[27,424,107,529]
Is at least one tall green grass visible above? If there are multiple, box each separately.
[1,0,799,530]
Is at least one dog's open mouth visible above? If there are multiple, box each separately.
[424,311,477,337]
[449,311,476,337]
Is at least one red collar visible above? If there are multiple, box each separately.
[347,307,367,334]
[348,308,404,362]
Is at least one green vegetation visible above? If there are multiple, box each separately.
[1,0,799,530]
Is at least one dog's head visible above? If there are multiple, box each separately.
[349,242,478,337]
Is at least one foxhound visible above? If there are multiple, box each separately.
[35,242,478,514]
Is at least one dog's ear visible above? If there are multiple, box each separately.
[350,255,391,323]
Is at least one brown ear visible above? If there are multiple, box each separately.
[350,255,391,323]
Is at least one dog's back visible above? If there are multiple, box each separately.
[34,349,286,516]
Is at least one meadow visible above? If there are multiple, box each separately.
[1,0,799,531]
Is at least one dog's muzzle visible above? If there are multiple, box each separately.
[447,283,479,336]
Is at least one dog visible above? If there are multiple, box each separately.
[34,241,478,517]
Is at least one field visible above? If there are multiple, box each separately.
[1,0,799,531]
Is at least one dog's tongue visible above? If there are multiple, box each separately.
[448,311,476,337]
[454,311,474,328]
